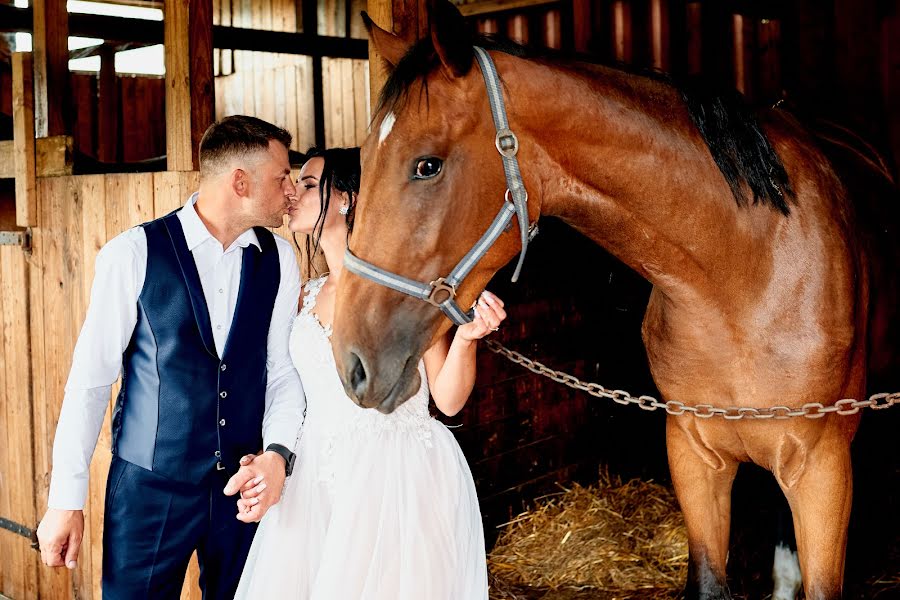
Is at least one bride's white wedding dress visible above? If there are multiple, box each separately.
[235,275,488,599]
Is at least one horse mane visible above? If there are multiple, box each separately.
[377,36,794,216]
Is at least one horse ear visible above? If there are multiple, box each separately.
[429,0,474,78]
[362,12,410,67]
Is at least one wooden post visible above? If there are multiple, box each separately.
[12,52,36,229]
[507,15,530,45]
[165,0,214,171]
[31,0,70,138]
[611,0,632,64]
[649,0,670,71]
[542,9,562,50]
[732,13,755,99]
[98,45,120,164]
[685,1,702,75]
[366,0,429,113]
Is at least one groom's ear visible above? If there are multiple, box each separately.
[231,168,250,197]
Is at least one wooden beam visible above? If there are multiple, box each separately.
[457,0,558,17]
[31,0,70,137]
[0,6,368,60]
[35,136,74,177]
[0,142,12,179]
[0,137,75,180]
[69,41,152,62]
[12,52,36,227]
[164,0,213,171]
[213,26,368,57]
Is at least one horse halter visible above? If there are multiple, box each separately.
[344,46,538,326]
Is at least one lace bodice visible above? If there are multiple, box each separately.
[290,276,433,448]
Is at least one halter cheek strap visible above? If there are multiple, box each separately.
[343,46,537,326]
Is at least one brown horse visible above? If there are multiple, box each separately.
[331,1,900,598]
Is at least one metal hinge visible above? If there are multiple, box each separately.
[0,228,32,253]
[0,516,39,551]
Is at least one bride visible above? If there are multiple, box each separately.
[232,147,505,599]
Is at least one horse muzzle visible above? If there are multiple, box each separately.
[337,345,423,414]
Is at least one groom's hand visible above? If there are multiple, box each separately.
[37,508,84,569]
[223,451,287,523]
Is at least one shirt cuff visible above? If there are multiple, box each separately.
[47,476,89,511]
[263,424,300,454]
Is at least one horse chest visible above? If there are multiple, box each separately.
[639,290,857,408]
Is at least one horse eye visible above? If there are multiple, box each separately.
[413,157,443,180]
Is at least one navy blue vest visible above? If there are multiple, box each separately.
[111,211,281,483]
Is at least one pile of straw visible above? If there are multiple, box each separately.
[488,469,688,598]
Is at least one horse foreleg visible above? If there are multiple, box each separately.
[667,417,738,600]
[776,436,853,600]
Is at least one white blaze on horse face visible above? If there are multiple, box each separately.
[378,111,396,146]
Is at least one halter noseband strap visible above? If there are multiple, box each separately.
[343,46,537,326]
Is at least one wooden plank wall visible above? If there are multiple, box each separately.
[215,53,319,152]
[0,244,39,600]
[322,58,370,148]
[212,0,370,150]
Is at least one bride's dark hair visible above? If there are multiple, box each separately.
[294,146,361,277]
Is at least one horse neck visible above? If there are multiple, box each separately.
[502,56,767,306]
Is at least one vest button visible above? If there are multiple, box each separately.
[219,419,226,426]
[220,391,227,398]
[221,364,227,371]
[215,450,221,457]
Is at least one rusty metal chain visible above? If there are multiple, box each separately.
[484,340,899,420]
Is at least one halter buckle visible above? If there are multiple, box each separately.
[426,277,457,306]
[495,128,519,158]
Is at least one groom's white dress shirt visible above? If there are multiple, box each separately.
[48,193,305,510]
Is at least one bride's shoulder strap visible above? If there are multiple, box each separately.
[299,275,328,315]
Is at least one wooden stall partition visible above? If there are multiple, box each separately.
[12,53,36,228]
[215,53,317,153]
[323,57,370,148]
[0,243,39,600]
[31,175,88,598]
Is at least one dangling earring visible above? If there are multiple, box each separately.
[339,204,349,215]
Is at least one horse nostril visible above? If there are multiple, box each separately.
[348,352,368,399]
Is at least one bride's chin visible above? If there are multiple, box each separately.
[286,220,312,235]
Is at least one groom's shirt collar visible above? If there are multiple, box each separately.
[179,192,261,253]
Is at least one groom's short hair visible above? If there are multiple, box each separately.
[199,115,293,179]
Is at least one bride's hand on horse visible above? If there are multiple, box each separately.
[458,291,506,342]
[224,452,287,522]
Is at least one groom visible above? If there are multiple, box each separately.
[36,115,305,599]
